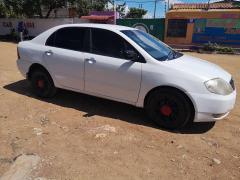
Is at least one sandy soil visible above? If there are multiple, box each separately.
[0,42,239,180]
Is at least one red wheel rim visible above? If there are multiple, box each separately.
[160,105,172,116]
[37,80,44,88]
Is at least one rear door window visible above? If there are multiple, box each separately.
[46,27,90,52]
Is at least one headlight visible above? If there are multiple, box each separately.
[204,78,233,95]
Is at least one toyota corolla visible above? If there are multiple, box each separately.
[17,24,236,129]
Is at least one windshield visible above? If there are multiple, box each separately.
[121,30,182,61]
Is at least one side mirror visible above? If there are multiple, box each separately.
[124,50,138,61]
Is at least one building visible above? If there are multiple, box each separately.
[81,11,118,24]
[164,0,240,46]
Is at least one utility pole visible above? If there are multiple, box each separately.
[113,0,116,25]
[165,1,167,15]
[153,0,157,18]
[168,0,170,11]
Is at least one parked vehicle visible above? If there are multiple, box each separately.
[17,24,236,129]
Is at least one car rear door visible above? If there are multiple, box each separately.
[44,27,89,91]
[84,28,143,104]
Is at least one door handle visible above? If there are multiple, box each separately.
[45,50,53,56]
[85,58,96,64]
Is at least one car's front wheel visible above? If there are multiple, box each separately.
[30,70,57,98]
[145,88,194,130]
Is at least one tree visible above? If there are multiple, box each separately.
[68,0,109,17]
[22,0,43,18]
[233,1,240,7]
[0,0,7,17]
[1,0,123,18]
[42,0,66,18]
[3,0,42,18]
[126,7,147,18]
[4,0,24,17]
[3,0,66,18]
[73,0,91,17]
[91,0,108,11]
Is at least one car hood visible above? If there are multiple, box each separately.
[166,54,231,82]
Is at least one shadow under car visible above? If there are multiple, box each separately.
[3,80,215,134]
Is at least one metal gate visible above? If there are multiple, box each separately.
[117,18,165,41]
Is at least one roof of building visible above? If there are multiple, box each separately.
[81,15,114,21]
[172,1,240,10]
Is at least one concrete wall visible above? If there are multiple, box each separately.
[0,18,89,37]
[165,9,240,46]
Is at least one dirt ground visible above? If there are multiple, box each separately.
[0,42,239,180]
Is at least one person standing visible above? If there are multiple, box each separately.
[17,21,25,41]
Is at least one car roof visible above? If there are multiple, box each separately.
[55,23,136,31]
[31,23,136,44]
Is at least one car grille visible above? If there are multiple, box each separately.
[230,78,235,90]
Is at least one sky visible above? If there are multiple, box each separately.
[114,0,237,18]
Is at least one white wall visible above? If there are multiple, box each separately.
[0,18,89,37]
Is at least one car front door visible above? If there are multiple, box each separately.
[84,28,143,104]
[44,27,89,91]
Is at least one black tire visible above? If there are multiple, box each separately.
[30,70,57,98]
[145,88,194,130]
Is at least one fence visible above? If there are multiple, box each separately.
[117,18,165,41]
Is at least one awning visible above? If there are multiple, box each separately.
[81,15,114,21]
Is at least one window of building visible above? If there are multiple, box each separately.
[167,19,188,38]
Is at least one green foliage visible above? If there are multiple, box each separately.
[10,28,18,40]
[69,0,111,17]
[203,42,216,51]
[203,42,234,54]
[67,0,126,18]
[42,0,66,18]
[22,0,43,18]
[91,0,108,11]
[3,0,24,17]
[0,0,7,17]
[0,0,126,18]
[74,0,90,17]
[233,1,240,8]
[2,0,66,18]
[126,7,147,18]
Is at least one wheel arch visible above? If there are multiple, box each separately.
[27,63,54,83]
[143,85,196,120]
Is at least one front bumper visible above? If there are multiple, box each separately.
[188,90,237,122]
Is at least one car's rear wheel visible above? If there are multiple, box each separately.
[145,88,194,130]
[30,70,56,98]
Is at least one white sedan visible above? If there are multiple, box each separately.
[17,24,236,129]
